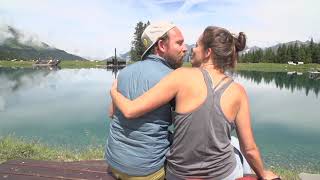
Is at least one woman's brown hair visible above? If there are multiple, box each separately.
[201,26,246,71]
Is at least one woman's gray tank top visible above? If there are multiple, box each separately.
[166,68,236,179]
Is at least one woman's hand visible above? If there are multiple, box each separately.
[111,79,118,93]
[108,80,118,118]
[108,102,115,118]
[260,170,280,180]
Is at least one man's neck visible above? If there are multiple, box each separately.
[146,54,175,69]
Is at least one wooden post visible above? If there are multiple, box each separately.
[114,48,117,66]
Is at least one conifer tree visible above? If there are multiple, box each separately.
[264,48,275,63]
[285,45,292,63]
[291,42,299,63]
[315,43,320,63]
[130,21,150,61]
[309,38,317,63]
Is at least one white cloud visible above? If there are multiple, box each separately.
[244,0,320,47]
[0,25,13,43]
[1,0,319,59]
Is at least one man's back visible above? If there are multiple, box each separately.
[106,55,173,176]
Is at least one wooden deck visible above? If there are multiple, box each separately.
[0,159,115,180]
[0,159,260,180]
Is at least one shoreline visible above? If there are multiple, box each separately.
[1,61,320,72]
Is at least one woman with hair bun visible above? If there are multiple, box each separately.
[110,26,279,180]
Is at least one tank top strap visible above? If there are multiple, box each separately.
[201,68,229,90]
[214,78,234,95]
[199,68,214,96]
[213,76,229,91]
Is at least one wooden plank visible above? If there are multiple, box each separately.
[0,159,261,180]
[0,160,115,180]
[5,160,108,172]
[1,173,55,180]
[236,177,257,180]
[0,164,112,179]
[299,173,320,180]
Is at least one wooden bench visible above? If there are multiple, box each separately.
[0,159,114,180]
[299,173,320,180]
[0,159,258,179]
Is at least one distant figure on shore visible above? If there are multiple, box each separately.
[110,26,279,180]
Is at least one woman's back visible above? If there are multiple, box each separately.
[174,67,241,124]
[166,68,239,179]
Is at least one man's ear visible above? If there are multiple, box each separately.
[157,39,167,53]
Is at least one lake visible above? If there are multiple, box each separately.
[0,67,319,172]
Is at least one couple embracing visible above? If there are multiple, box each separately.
[106,22,279,180]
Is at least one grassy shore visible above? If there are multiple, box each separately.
[1,136,317,179]
[235,63,320,72]
[0,136,104,164]
[0,60,105,68]
[1,60,320,72]
[183,62,320,72]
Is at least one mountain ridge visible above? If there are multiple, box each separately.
[0,26,86,60]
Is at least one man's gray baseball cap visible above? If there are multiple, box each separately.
[141,22,176,59]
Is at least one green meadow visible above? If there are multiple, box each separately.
[1,60,320,72]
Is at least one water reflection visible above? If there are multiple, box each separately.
[309,72,320,80]
[235,71,320,97]
[0,67,58,94]
[0,67,113,148]
[106,66,124,79]
[233,71,320,132]
[232,70,320,171]
[32,65,61,71]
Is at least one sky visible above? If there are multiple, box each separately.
[1,0,320,60]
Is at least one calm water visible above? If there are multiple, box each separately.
[0,67,319,171]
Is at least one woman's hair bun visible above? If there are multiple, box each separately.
[234,32,246,52]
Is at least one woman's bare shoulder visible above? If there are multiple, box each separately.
[174,67,201,73]
[230,82,246,92]
[166,68,203,90]
[227,81,248,99]
[171,67,202,77]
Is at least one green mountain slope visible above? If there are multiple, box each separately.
[0,26,86,61]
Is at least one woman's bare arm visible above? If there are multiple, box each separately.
[110,69,183,119]
[235,85,278,179]
[108,100,115,118]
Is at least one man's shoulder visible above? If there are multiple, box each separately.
[120,61,142,72]
[119,60,172,78]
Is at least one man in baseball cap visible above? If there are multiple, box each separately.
[106,22,187,179]
[140,21,186,68]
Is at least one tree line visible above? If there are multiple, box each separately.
[130,21,320,64]
[240,39,320,64]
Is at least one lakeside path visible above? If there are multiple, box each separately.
[1,60,320,72]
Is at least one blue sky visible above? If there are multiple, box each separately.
[1,0,320,59]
